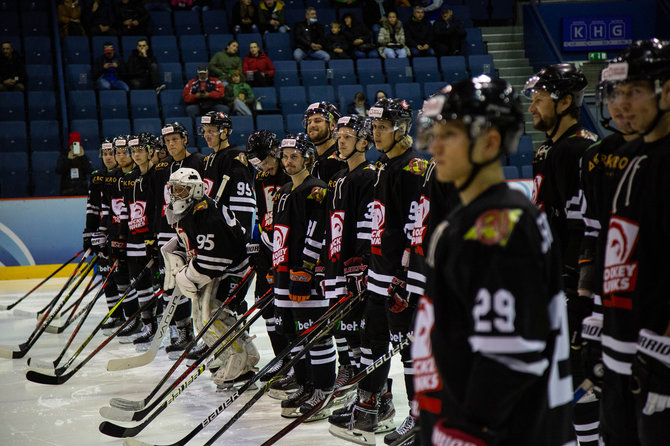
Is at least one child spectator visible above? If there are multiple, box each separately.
[223,69,255,116]
[325,22,351,59]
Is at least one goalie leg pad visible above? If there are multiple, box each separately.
[212,333,260,384]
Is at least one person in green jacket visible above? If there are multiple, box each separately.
[223,69,255,116]
[208,40,243,80]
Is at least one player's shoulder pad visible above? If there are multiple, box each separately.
[235,152,249,166]
[464,208,524,247]
[571,129,598,142]
[403,158,429,176]
[193,200,208,213]
[307,186,327,203]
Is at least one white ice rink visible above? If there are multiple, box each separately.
[0,277,409,446]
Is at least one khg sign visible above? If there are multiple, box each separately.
[562,17,632,51]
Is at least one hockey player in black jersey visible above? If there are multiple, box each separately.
[412,75,574,446]
[523,63,599,445]
[303,101,346,182]
[329,98,429,444]
[596,39,670,446]
[153,122,205,358]
[246,130,292,383]
[268,134,336,419]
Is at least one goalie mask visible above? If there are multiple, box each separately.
[166,167,205,222]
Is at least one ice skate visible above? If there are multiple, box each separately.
[267,367,298,400]
[259,358,284,382]
[332,364,357,404]
[185,341,208,365]
[300,387,334,422]
[132,320,157,351]
[165,325,194,360]
[101,317,124,336]
[329,388,396,445]
[117,318,142,344]
[215,369,259,392]
[280,384,313,418]
[384,414,416,445]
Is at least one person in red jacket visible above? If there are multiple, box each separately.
[242,41,275,87]
[182,64,229,119]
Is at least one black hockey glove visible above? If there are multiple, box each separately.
[83,231,92,250]
[581,315,604,397]
[110,239,127,260]
[566,293,593,350]
[631,329,670,416]
[90,231,108,254]
[289,268,312,303]
[314,263,326,297]
[388,276,408,313]
[344,257,367,296]
[144,238,160,261]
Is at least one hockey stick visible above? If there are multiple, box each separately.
[28,262,118,370]
[24,259,156,382]
[0,249,85,311]
[0,256,98,359]
[573,378,594,404]
[262,333,414,445]
[99,289,274,424]
[51,268,100,321]
[44,276,105,334]
[120,292,360,446]
[106,268,258,409]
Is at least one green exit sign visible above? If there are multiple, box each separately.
[588,51,608,61]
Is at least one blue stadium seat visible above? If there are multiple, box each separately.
[521,164,533,179]
[229,116,254,147]
[412,57,440,83]
[208,34,235,55]
[33,171,59,197]
[237,33,263,57]
[30,120,60,151]
[337,8,364,23]
[63,36,91,64]
[285,113,304,134]
[0,11,19,34]
[265,32,293,61]
[0,91,24,121]
[439,56,469,83]
[315,9,336,26]
[20,0,47,12]
[68,91,97,121]
[102,118,132,137]
[23,36,51,65]
[517,135,533,155]
[183,62,202,80]
[70,119,100,148]
[393,83,422,110]
[279,86,307,114]
[468,54,496,77]
[21,11,49,36]
[27,91,56,121]
[284,9,305,28]
[0,151,29,172]
[307,85,335,104]
[502,165,520,180]
[508,151,533,169]
[0,151,29,198]
[202,10,229,35]
[27,64,55,91]
[365,84,392,103]
[180,35,208,63]
[174,10,202,35]
[384,58,412,85]
[328,59,355,86]
[422,81,447,97]
[0,121,27,153]
[92,36,119,60]
[133,118,163,135]
[149,11,174,35]
[0,0,17,12]
[158,62,184,89]
[151,36,180,63]
[356,59,384,85]
[465,28,483,44]
[283,0,304,8]
[130,90,159,119]
[99,90,129,120]
[337,84,364,111]
[252,86,279,113]
[274,60,300,87]
[300,60,327,86]
[30,151,58,171]
[256,114,285,136]
[450,5,474,26]
[306,0,329,8]
[65,64,93,90]
[463,41,487,56]
[160,88,187,119]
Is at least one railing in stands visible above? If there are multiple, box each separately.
[49,0,68,152]
[523,1,563,70]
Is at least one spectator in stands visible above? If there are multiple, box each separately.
[377,11,408,58]
[375,89,387,101]
[432,7,465,56]
[86,0,117,36]
[58,0,86,37]
[183,65,228,118]
[56,132,93,196]
[293,7,330,62]
[170,0,210,11]
[404,5,434,57]
[258,0,287,34]
[231,0,259,34]
[242,41,275,87]
[0,42,26,92]
[114,0,150,36]
[93,42,129,91]
[341,12,377,58]
[223,69,255,116]
[325,22,351,59]
[209,40,243,81]
[346,91,369,116]
[126,38,164,91]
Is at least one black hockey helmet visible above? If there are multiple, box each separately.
[523,63,588,107]
[198,110,232,135]
[279,132,317,160]
[333,114,373,146]
[161,122,188,143]
[99,137,114,157]
[246,130,280,164]
[133,132,155,152]
[302,101,342,129]
[368,98,413,132]
[113,134,130,155]
[127,134,141,149]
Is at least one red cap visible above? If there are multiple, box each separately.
[69,131,81,145]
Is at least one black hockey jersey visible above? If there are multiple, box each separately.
[322,162,376,300]
[311,142,345,183]
[271,175,328,308]
[121,166,156,258]
[532,124,597,286]
[601,133,670,377]
[414,182,574,446]
[102,167,129,240]
[85,168,109,233]
[254,168,291,247]
[202,146,256,236]
[367,149,428,297]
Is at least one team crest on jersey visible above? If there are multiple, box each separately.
[111,197,124,223]
[128,201,147,232]
[531,174,544,208]
[272,225,290,267]
[464,208,522,247]
[193,200,208,213]
[162,184,170,216]
[370,200,386,253]
[308,186,326,203]
[235,153,248,166]
[329,211,345,261]
[404,158,428,176]
[573,129,598,142]
[603,216,639,295]
[175,226,197,260]
[411,195,430,253]
[411,296,443,414]
[203,177,214,196]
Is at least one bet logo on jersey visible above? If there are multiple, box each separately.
[272,224,290,267]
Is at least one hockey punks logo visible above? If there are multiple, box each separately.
[272,225,290,267]
[111,197,124,223]
[411,195,430,253]
[603,216,639,295]
[412,296,443,414]
[128,201,147,232]
[329,211,344,261]
[203,177,214,197]
[532,173,544,208]
[370,200,385,254]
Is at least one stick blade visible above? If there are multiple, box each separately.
[12,309,37,318]
[0,303,10,311]
[109,397,145,411]
[25,369,65,385]
[0,345,17,359]
[100,406,135,422]
[106,350,154,371]
[123,438,154,446]
[44,321,66,334]
[99,420,140,438]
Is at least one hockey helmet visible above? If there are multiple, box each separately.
[417,75,523,154]
[302,101,342,129]
[523,63,588,107]
[167,167,205,215]
[99,137,114,157]
[161,122,189,143]
[127,134,141,150]
[333,115,373,147]
[136,132,157,152]
[368,98,413,132]
[246,130,280,166]
[279,132,316,160]
[113,134,130,156]
[198,111,233,136]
